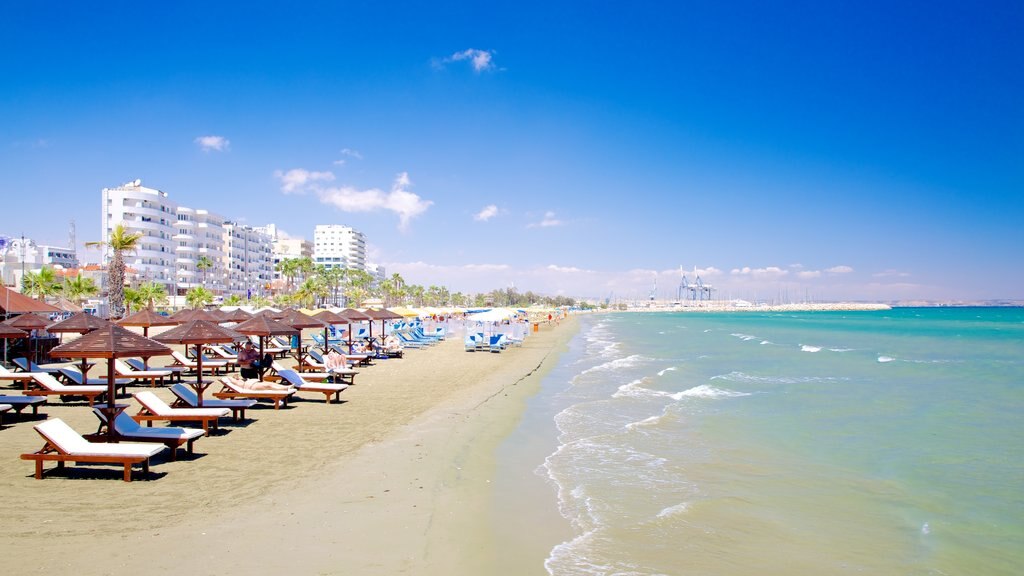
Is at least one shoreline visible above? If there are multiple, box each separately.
[0,317,580,574]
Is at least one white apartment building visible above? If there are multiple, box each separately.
[102,179,273,299]
[0,236,79,287]
[253,224,314,282]
[223,222,274,298]
[313,224,366,271]
[101,180,177,291]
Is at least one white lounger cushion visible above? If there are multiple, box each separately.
[0,404,11,412]
[222,380,294,397]
[32,373,106,394]
[36,418,165,458]
[115,360,172,377]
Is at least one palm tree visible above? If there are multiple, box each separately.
[21,265,62,300]
[137,281,168,311]
[277,258,301,293]
[62,274,100,305]
[223,294,243,306]
[86,223,143,319]
[196,256,214,288]
[185,286,214,309]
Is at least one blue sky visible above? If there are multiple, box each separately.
[2,1,1021,302]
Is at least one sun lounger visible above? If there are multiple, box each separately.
[213,377,294,410]
[252,336,289,357]
[58,366,131,395]
[126,358,185,382]
[133,391,230,436]
[169,383,255,420]
[0,394,47,415]
[21,418,165,481]
[170,350,227,375]
[276,369,349,404]
[92,407,203,461]
[0,364,42,388]
[489,334,508,353]
[27,373,107,405]
[12,357,66,374]
[114,359,172,387]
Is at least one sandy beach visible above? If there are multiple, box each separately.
[0,317,579,575]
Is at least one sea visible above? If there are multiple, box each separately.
[492,308,1024,575]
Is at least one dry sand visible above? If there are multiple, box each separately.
[0,318,579,575]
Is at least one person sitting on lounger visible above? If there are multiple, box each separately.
[351,340,373,354]
[238,341,273,379]
[324,349,349,372]
[383,335,404,352]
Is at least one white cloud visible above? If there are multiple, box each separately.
[332,148,364,166]
[730,266,790,279]
[194,135,230,152]
[872,269,912,278]
[273,168,336,194]
[528,211,563,228]
[827,265,854,274]
[436,49,497,73]
[547,264,592,274]
[797,270,822,279]
[318,172,433,231]
[474,205,499,222]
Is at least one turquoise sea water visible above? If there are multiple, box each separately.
[497,308,1024,575]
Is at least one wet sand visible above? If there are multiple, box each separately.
[0,318,578,575]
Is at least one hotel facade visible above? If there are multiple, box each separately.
[101,180,273,299]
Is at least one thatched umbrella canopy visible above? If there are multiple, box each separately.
[312,310,347,350]
[362,308,402,343]
[117,309,180,370]
[1,316,38,364]
[4,313,50,330]
[49,324,172,441]
[168,308,219,323]
[0,323,28,338]
[117,309,178,337]
[337,308,372,350]
[277,309,328,368]
[230,316,298,381]
[0,285,61,315]
[153,320,243,406]
[47,313,114,376]
[219,308,253,323]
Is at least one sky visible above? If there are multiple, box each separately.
[2,1,1021,303]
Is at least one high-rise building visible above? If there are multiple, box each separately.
[223,222,274,299]
[253,224,314,282]
[313,224,366,271]
[102,179,273,300]
[101,180,177,292]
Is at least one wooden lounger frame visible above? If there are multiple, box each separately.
[21,441,152,482]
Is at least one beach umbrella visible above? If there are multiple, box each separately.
[117,308,179,370]
[0,323,28,365]
[49,324,172,442]
[313,309,347,351]
[168,308,218,323]
[153,320,243,406]
[230,315,299,381]
[4,313,50,364]
[363,308,403,343]
[0,285,62,315]
[277,308,328,368]
[47,312,113,377]
[337,308,372,351]
[219,308,253,324]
